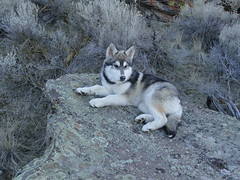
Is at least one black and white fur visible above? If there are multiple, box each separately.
[75,43,182,138]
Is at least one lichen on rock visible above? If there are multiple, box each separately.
[13,73,240,180]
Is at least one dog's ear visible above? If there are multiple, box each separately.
[106,43,118,58]
[125,46,135,60]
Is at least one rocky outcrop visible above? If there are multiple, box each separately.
[14,74,240,180]
[138,0,193,22]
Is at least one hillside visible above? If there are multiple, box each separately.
[0,0,239,179]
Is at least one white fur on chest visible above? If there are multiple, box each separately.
[102,79,131,95]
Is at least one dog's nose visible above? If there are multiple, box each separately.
[120,76,126,81]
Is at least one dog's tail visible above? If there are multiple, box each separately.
[164,113,181,138]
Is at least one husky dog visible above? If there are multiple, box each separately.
[75,43,182,138]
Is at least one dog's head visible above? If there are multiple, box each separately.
[103,43,135,84]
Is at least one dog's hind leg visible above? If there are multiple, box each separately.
[141,103,168,132]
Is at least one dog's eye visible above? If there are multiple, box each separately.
[113,64,119,68]
[124,64,128,69]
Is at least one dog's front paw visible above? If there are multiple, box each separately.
[89,98,105,108]
[75,87,93,95]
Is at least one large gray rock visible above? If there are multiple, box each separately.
[14,74,240,180]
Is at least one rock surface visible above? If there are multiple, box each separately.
[14,74,240,180]
[138,0,193,22]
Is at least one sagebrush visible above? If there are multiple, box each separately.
[159,0,240,119]
[208,23,240,119]
[0,0,79,178]
[72,0,154,72]
[0,0,153,178]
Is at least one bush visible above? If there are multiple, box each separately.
[72,0,154,72]
[31,0,75,25]
[214,23,240,83]
[208,23,240,119]
[159,0,240,119]
[0,0,154,178]
[75,0,152,49]
[0,0,79,178]
[161,0,237,64]
[0,0,45,44]
[0,53,48,177]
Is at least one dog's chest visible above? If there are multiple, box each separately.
[103,81,131,94]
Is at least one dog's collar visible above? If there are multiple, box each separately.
[102,71,116,84]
